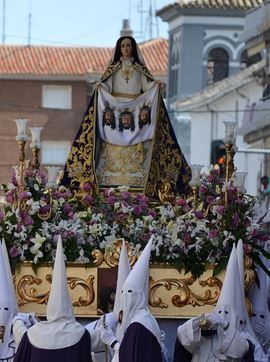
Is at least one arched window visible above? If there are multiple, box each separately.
[207,48,229,85]
[240,50,262,70]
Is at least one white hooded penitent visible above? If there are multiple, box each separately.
[116,236,161,344]
[28,235,85,349]
[249,255,270,340]
[113,240,131,321]
[0,239,17,360]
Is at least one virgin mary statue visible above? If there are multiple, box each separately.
[61,36,191,200]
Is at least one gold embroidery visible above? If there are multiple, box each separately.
[96,141,150,187]
[111,92,140,99]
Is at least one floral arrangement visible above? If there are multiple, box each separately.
[0,167,269,278]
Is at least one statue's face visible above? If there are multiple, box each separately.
[121,113,132,129]
[139,107,149,124]
[121,38,132,58]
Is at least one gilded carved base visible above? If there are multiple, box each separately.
[15,262,225,318]
[14,241,254,318]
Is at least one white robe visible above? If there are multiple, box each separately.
[177,318,249,362]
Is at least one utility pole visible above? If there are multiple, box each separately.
[27,0,32,46]
[2,0,5,44]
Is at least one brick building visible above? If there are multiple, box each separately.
[0,38,168,184]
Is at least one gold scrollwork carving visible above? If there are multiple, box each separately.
[92,249,104,267]
[17,275,47,306]
[102,239,138,268]
[149,276,222,309]
[17,273,95,308]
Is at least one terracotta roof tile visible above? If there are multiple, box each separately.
[0,38,168,78]
[158,0,262,11]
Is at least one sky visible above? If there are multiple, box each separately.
[1,0,171,48]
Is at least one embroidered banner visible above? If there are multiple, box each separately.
[97,84,159,146]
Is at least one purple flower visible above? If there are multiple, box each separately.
[9,246,20,258]
[206,196,215,205]
[24,216,33,226]
[39,204,51,214]
[82,182,92,193]
[84,194,94,205]
[199,185,208,194]
[103,189,115,198]
[6,192,15,203]
[231,212,240,227]
[141,195,149,204]
[25,169,34,177]
[120,191,130,201]
[37,171,47,183]
[216,206,225,215]
[140,202,148,210]
[11,173,18,186]
[194,211,204,219]
[182,204,191,213]
[0,211,4,223]
[16,224,23,232]
[63,203,72,214]
[207,175,214,182]
[133,205,142,216]
[148,210,157,218]
[107,196,116,205]
[17,191,29,200]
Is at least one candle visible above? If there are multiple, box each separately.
[223,121,237,145]
[234,171,247,194]
[14,119,29,142]
[29,127,44,149]
[189,164,204,187]
[46,166,60,190]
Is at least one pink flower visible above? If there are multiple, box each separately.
[216,206,225,215]
[183,234,191,243]
[175,197,186,207]
[208,229,219,238]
